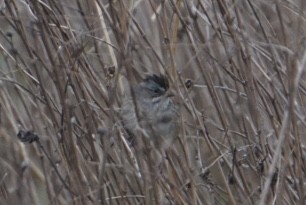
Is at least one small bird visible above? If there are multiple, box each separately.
[121,74,178,148]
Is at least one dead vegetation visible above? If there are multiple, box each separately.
[1,0,306,204]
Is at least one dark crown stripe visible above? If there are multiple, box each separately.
[144,74,169,90]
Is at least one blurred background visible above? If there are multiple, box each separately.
[1,0,306,204]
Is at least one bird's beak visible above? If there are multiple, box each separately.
[166,89,175,97]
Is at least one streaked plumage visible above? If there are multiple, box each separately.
[121,74,178,148]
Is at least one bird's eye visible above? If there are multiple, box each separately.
[149,87,162,95]
[153,88,160,93]
[146,82,164,95]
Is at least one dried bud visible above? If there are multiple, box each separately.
[185,79,193,89]
[17,130,39,144]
